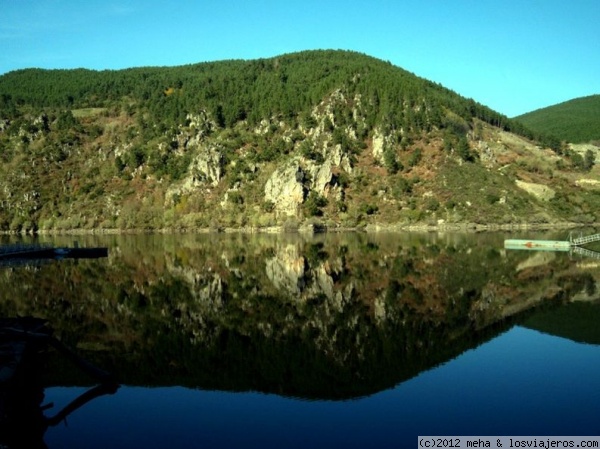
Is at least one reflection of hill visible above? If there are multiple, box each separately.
[523,300,600,345]
[49,315,519,401]
[0,233,595,400]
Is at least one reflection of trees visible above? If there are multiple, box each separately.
[0,233,595,399]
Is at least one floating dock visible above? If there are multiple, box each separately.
[504,233,600,253]
[504,239,572,252]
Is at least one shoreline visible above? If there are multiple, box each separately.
[0,220,593,236]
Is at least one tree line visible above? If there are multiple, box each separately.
[0,50,539,143]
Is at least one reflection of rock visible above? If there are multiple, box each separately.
[517,252,556,271]
[305,260,352,313]
[312,265,335,299]
[470,285,500,324]
[373,293,387,324]
[264,244,353,311]
[196,274,225,311]
[265,244,306,296]
[166,262,225,313]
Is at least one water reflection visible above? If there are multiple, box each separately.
[0,231,599,446]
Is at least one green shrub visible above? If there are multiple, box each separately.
[360,203,378,215]
[304,191,328,216]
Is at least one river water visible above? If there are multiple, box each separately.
[1,231,599,448]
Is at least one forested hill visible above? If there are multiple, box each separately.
[1,50,525,135]
[0,50,598,232]
[515,95,600,144]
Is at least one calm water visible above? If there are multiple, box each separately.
[1,231,599,448]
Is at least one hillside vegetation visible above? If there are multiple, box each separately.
[515,95,600,144]
[0,50,599,233]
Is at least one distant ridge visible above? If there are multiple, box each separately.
[515,94,600,143]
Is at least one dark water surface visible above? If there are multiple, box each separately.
[1,231,599,448]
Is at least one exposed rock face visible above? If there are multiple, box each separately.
[264,160,306,217]
[372,128,393,164]
[306,160,333,194]
[372,130,385,162]
[165,144,224,206]
[478,141,497,166]
[185,111,215,137]
[162,113,224,204]
[260,87,361,218]
[515,180,555,201]
[264,154,348,216]
[302,159,343,202]
[326,143,353,173]
[310,89,346,134]
[182,112,217,149]
[305,90,355,173]
[189,145,224,186]
[170,112,224,187]
[33,113,49,132]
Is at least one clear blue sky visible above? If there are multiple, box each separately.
[1,0,599,117]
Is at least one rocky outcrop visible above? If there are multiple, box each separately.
[186,111,215,137]
[372,130,385,162]
[33,113,49,132]
[306,160,333,194]
[264,151,350,217]
[326,143,353,173]
[372,128,394,164]
[264,160,306,217]
[303,159,344,203]
[515,180,555,201]
[180,111,217,148]
[189,145,224,186]
[164,144,224,206]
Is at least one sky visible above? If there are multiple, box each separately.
[1,0,599,117]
